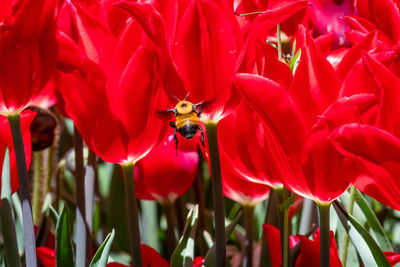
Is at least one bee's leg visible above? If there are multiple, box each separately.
[199,126,205,149]
[170,121,176,128]
[197,107,203,117]
[173,127,178,156]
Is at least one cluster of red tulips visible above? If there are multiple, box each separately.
[1,0,400,266]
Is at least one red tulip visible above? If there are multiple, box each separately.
[233,32,376,203]
[327,52,400,210]
[135,133,198,204]
[57,28,168,165]
[0,0,57,115]
[262,224,342,267]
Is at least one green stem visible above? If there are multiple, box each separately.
[282,188,290,267]
[163,202,178,257]
[122,163,143,267]
[259,189,278,267]
[73,128,87,267]
[341,186,356,266]
[8,114,37,267]
[32,152,41,225]
[277,24,282,61]
[205,122,226,267]
[318,203,331,267]
[243,205,255,267]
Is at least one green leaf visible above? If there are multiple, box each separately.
[203,211,242,267]
[49,205,60,225]
[170,205,199,267]
[89,229,115,267]
[279,193,296,211]
[56,206,74,267]
[333,201,391,267]
[0,147,21,267]
[354,190,393,251]
[290,49,301,74]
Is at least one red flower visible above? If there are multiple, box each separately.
[328,53,400,211]
[233,32,376,203]
[135,133,198,204]
[262,224,342,267]
[0,0,57,115]
[116,0,241,122]
[57,27,168,164]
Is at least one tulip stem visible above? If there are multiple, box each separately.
[163,202,178,257]
[32,151,42,225]
[318,203,331,267]
[341,186,356,266]
[259,189,278,267]
[243,205,255,267]
[205,122,226,267]
[277,24,282,61]
[73,128,87,267]
[282,188,290,267]
[8,114,37,267]
[122,163,143,267]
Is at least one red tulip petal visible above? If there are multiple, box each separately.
[234,74,306,159]
[219,100,284,188]
[36,247,56,267]
[0,0,57,113]
[295,230,342,267]
[336,31,375,81]
[330,124,400,210]
[362,52,400,138]
[289,34,340,128]
[262,224,282,267]
[142,244,170,267]
[383,251,400,266]
[356,0,400,43]
[175,0,238,120]
[136,134,198,203]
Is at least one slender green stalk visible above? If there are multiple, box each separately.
[8,114,37,267]
[121,163,143,267]
[205,122,226,267]
[341,186,356,266]
[85,151,97,257]
[73,128,87,267]
[282,188,290,267]
[163,202,178,257]
[32,152,42,225]
[277,24,282,61]
[318,203,331,267]
[243,205,255,267]
[259,189,278,267]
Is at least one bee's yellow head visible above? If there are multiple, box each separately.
[175,100,193,115]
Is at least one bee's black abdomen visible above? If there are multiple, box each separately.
[178,124,199,139]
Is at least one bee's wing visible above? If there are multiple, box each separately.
[193,101,212,113]
[156,108,176,120]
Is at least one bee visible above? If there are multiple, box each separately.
[166,96,205,153]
